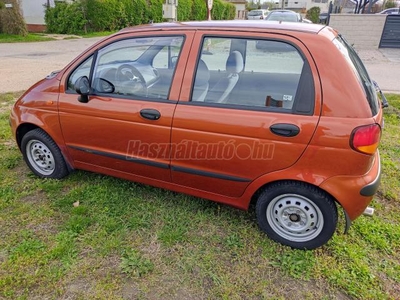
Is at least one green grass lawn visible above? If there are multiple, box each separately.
[0,92,399,299]
[80,31,116,38]
[0,33,55,43]
[0,31,114,43]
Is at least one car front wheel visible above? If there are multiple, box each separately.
[256,181,337,250]
[21,128,69,179]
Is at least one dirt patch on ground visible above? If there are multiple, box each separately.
[43,34,82,40]
[0,102,11,114]
[267,277,351,299]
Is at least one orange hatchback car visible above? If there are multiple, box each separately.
[10,21,385,249]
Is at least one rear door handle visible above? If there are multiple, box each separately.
[270,123,300,137]
[140,109,161,120]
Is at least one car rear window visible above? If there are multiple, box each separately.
[249,10,263,16]
[268,13,298,22]
[333,36,380,116]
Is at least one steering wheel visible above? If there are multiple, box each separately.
[115,64,146,95]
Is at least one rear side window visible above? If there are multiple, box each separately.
[191,37,315,115]
[333,36,379,115]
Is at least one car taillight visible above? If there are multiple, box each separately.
[350,124,381,155]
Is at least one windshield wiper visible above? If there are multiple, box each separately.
[373,80,389,108]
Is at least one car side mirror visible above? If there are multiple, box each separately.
[75,76,91,103]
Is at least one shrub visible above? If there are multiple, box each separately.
[211,0,235,20]
[384,0,396,9]
[224,2,236,20]
[147,0,163,23]
[306,6,320,24]
[0,0,27,35]
[211,0,225,20]
[44,0,235,35]
[84,0,116,32]
[177,0,192,21]
[191,0,207,20]
[45,1,86,34]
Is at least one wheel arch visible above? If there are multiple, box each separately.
[16,123,40,149]
[250,179,335,205]
[249,179,351,233]
[17,123,74,172]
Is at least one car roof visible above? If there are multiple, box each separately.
[118,20,325,35]
[380,7,399,12]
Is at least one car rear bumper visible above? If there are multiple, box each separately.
[319,151,381,220]
[360,158,381,197]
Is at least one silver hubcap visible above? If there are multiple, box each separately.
[266,194,324,242]
[26,140,55,175]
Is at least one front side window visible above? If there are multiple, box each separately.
[67,36,184,100]
[67,55,93,91]
[192,37,314,114]
[92,36,184,100]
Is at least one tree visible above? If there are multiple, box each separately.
[306,6,320,24]
[384,0,396,9]
[0,0,27,35]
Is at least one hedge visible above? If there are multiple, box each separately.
[191,0,207,20]
[45,0,236,34]
[45,1,86,34]
[0,0,28,35]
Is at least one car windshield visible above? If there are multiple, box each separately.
[267,13,298,22]
[249,10,263,16]
[333,35,379,115]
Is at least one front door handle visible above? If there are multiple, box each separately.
[140,109,161,120]
[270,123,300,137]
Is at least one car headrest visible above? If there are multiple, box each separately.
[195,59,210,85]
[226,51,244,74]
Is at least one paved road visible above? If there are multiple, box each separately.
[357,48,400,94]
[0,37,102,94]
[0,37,399,94]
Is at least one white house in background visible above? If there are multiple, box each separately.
[227,0,247,19]
[274,0,330,12]
[19,0,54,32]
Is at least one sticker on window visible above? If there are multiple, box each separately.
[283,95,293,101]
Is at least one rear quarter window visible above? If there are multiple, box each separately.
[332,36,380,115]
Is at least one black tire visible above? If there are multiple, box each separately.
[21,128,69,179]
[256,181,337,250]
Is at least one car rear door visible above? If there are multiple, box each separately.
[58,31,194,182]
[170,31,322,198]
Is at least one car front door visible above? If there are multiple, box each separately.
[171,32,322,198]
[58,32,193,182]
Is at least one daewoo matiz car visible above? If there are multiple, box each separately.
[10,21,385,249]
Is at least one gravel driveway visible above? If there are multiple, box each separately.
[0,37,399,94]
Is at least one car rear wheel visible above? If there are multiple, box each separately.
[21,129,69,179]
[256,181,337,250]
